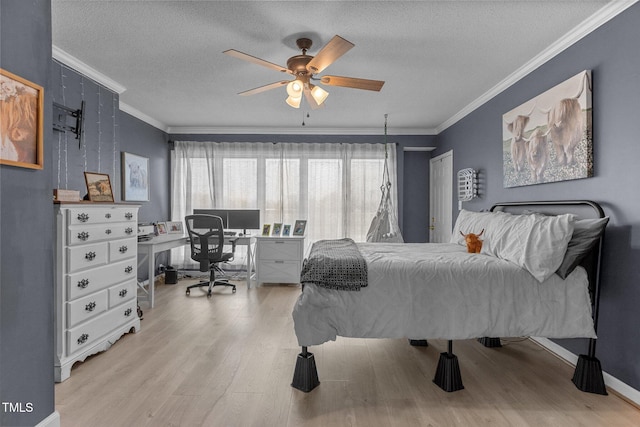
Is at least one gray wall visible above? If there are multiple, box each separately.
[51,61,170,224]
[0,1,54,426]
[435,3,640,390]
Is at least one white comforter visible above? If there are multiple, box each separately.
[293,243,596,346]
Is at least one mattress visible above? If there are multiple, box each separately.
[292,242,595,347]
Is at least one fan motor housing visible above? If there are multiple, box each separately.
[287,55,312,76]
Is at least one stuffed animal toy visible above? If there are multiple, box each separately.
[460,229,484,253]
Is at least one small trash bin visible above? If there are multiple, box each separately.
[165,266,177,284]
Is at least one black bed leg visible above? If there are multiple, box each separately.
[292,346,320,392]
[572,339,607,395]
[433,340,464,392]
[477,337,502,348]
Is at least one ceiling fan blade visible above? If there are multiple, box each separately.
[320,75,385,91]
[303,87,324,110]
[223,49,289,73]
[238,81,289,96]
[306,35,354,74]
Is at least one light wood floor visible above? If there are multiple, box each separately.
[55,278,640,427]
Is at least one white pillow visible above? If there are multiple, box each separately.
[451,209,575,282]
[450,209,497,245]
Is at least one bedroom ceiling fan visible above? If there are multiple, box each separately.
[223,35,385,109]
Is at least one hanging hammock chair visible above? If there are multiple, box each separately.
[366,115,404,243]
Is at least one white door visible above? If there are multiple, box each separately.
[429,150,453,243]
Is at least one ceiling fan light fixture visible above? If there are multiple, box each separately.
[286,95,302,108]
[286,80,304,98]
[310,85,329,105]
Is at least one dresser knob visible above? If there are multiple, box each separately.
[85,301,96,312]
[105,229,112,235]
[77,231,90,241]
[77,333,89,345]
[125,212,133,220]
[125,227,133,235]
[85,251,96,261]
[119,245,128,253]
[124,308,133,317]
[77,213,89,223]
[77,278,90,289]
[105,213,111,219]
[119,289,128,298]
[124,265,133,274]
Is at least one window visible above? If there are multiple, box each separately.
[171,141,399,267]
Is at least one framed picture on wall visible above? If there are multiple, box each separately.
[121,152,150,201]
[84,172,114,202]
[0,68,44,169]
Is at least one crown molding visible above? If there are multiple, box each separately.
[52,45,127,94]
[436,0,639,134]
[119,102,169,132]
[166,126,437,136]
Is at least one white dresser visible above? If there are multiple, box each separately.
[54,203,140,382]
[254,236,305,285]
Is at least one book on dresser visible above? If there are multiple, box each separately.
[54,202,140,382]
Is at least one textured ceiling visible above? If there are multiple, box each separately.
[51,1,624,134]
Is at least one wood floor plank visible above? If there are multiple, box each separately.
[55,279,640,426]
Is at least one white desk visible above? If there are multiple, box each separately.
[137,233,254,308]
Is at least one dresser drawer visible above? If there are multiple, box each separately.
[67,260,137,300]
[258,240,302,260]
[109,237,137,262]
[108,280,136,308]
[66,299,138,355]
[68,207,137,226]
[66,290,108,328]
[67,242,108,273]
[68,223,136,246]
[257,260,301,283]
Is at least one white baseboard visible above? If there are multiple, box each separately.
[36,411,60,427]
[531,337,640,406]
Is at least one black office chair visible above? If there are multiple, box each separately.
[184,214,237,297]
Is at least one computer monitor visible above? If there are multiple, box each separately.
[227,209,260,234]
[192,209,229,228]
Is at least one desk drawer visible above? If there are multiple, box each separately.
[66,290,108,328]
[257,260,300,284]
[258,240,301,261]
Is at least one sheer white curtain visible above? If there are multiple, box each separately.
[171,141,399,268]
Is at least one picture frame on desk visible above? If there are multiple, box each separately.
[84,172,114,202]
[262,224,271,236]
[293,220,307,236]
[167,221,183,234]
[156,222,167,235]
[272,223,282,236]
[121,151,149,201]
[282,224,291,237]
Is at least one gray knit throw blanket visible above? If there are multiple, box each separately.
[300,238,368,291]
